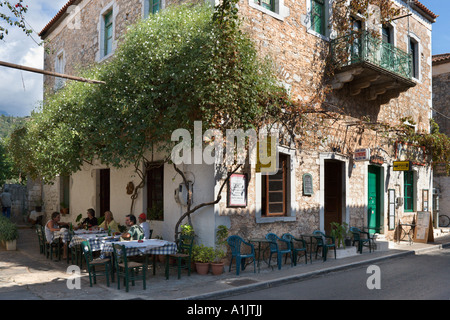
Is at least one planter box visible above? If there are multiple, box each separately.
[335,246,358,259]
[5,239,17,251]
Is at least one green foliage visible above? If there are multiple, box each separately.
[180,223,195,237]
[0,0,32,40]
[8,2,291,182]
[398,118,450,174]
[0,215,19,241]
[192,244,215,263]
[330,222,350,248]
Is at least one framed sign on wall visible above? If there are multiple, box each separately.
[227,173,247,207]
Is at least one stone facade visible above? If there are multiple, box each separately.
[432,54,450,223]
[39,0,436,244]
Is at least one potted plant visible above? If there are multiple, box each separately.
[0,216,19,250]
[60,202,69,215]
[330,222,350,248]
[193,244,214,275]
[210,225,228,275]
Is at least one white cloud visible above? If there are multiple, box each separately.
[0,0,68,117]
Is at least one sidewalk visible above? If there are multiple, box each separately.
[1,226,449,300]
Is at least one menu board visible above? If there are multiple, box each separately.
[414,211,434,243]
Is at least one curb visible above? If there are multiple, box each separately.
[182,243,450,300]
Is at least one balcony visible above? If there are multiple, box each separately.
[330,31,416,103]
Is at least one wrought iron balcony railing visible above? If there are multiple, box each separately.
[330,31,413,80]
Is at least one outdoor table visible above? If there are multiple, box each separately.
[300,234,318,263]
[101,239,177,278]
[248,238,272,273]
[68,234,119,250]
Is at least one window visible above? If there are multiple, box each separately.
[54,51,65,90]
[254,0,274,12]
[404,171,414,212]
[144,0,161,17]
[409,37,419,79]
[262,153,289,216]
[147,164,164,221]
[311,0,325,35]
[104,10,113,57]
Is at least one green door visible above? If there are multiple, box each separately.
[368,166,380,234]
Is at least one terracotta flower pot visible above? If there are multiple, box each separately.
[195,262,210,275]
[210,262,224,275]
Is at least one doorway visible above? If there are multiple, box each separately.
[368,165,381,233]
[99,169,110,217]
[324,160,343,234]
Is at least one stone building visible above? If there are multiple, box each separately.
[432,53,450,225]
[38,0,437,246]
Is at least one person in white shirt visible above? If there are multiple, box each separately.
[138,213,151,239]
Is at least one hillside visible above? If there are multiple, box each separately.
[0,114,28,140]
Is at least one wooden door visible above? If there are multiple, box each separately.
[99,169,110,217]
[324,160,343,234]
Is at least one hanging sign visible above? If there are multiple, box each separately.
[227,173,247,207]
[393,161,410,171]
[354,148,370,161]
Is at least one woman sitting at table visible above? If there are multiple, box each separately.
[45,211,69,259]
[98,210,119,234]
[78,208,98,229]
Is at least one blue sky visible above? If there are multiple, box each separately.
[0,0,449,117]
[420,0,450,55]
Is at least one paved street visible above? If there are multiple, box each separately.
[220,249,450,300]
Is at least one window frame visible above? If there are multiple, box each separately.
[249,0,289,21]
[143,0,163,18]
[306,0,330,40]
[408,35,420,80]
[54,49,65,90]
[262,153,288,217]
[255,147,297,223]
[98,2,116,62]
[146,163,164,221]
[104,10,113,57]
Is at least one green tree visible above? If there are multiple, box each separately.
[0,1,31,40]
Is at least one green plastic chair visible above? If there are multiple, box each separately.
[42,225,61,261]
[165,235,194,279]
[265,233,292,269]
[313,230,336,261]
[281,233,308,265]
[68,230,83,268]
[81,240,113,287]
[112,244,146,292]
[350,227,372,254]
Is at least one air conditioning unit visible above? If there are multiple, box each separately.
[174,182,192,206]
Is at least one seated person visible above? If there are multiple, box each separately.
[98,210,120,234]
[78,208,98,229]
[28,206,44,226]
[138,213,151,239]
[121,214,144,240]
[45,211,69,258]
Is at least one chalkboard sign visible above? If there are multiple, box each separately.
[303,173,313,196]
[414,211,434,243]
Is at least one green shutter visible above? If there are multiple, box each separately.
[104,11,113,56]
[311,0,325,35]
[152,0,160,14]
[404,171,414,212]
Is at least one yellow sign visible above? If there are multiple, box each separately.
[393,161,410,171]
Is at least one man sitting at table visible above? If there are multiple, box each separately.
[121,214,145,241]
